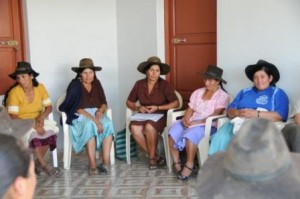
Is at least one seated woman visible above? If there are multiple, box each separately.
[59,58,114,176]
[168,65,229,180]
[3,62,60,177]
[282,96,300,152]
[209,60,289,155]
[126,56,179,170]
[0,134,36,199]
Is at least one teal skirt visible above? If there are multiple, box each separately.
[69,108,114,153]
[208,122,234,155]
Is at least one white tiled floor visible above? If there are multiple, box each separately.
[34,151,200,199]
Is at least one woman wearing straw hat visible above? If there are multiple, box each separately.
[126,56,179,170]
[59,58,114,176]
[168,65,229,180]
[209,60,289,155]
[3,61,60,177]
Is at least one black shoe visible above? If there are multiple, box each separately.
[177,164,197,180]
[157,157,166,167]
[172,162,182,175]
[97,164,108,174]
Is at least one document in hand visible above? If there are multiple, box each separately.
[130,113,164,122]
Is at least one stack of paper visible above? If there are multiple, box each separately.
[130,113,164,122]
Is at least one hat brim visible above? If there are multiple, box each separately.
[0,107,34,138]
[245,63,280,83]
[9,70,39,80]
[137,61,170,75]
[202,73,227,84]
[71,66,102,73]
[11,119,35,138]
[196,153,300,199]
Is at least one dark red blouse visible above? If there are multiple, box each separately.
[127,77,178,133]
[78,79,107,109]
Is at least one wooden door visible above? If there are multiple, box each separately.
[0,0,25,95]
[165,0,216,107]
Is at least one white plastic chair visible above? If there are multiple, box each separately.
[56,94,115,169]
[48,112,58,167]
[167,110,227,172]
[125,90,183,173]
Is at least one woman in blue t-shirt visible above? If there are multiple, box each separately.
[209,60,289,155]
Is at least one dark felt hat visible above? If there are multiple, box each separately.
[245,60,280,83]
[202,65,227,84]
[137,56,170,75]
[196,118,300,199]
[9,62,39,80]
[72,58,102,73]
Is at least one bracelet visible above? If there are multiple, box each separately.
[157,106,159,110]
[257,111,260,118]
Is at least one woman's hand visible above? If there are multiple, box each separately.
[34,116,46,135]
[34,123,46,135]
[138,106,147,113]
[35,115,45,127]
[239,109,257,118]
[145,105,158,113]
[182,116,192,129]
[93,118,103,133]
[95,109,104,119]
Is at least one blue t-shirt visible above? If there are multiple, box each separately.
[228,86,289,121]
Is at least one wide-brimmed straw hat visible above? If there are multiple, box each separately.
[245,59,280,83]
[71,58,102,73]
[196,118,300,199]
[0,107,34,138]
[201,65,227,84]
[9,62,39,80]
[137,56,170,75]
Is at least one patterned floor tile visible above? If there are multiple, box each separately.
[34,151,200,199]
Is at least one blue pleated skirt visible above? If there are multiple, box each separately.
[69,108,114,153]
[208,122,234,155]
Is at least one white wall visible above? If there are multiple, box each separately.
[24,0,163,148]
[116,0,164,129]
[22,0,300,149]
[25,0,119,148]
[218,0,300,105]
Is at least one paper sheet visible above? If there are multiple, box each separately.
[130,113,164,122]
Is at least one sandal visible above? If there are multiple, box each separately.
[149,158,158,170]
[42,164,61,177]
[173,162,182,174]
[97,164,108,174]
[88,168,98,176]
[177,164,198,181]
[157,157,166,167]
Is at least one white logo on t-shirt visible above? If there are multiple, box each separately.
[256,95,268,105]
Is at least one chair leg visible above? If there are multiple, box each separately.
[162,131,172,173]
[63,130,72,170]
[126,129,131,164]
[110,141,115,165]
[52,148,58,167]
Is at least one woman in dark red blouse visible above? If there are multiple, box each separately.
[126,56,179,170]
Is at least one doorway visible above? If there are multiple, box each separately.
[0,0,25,95]
[165,0,217,107]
